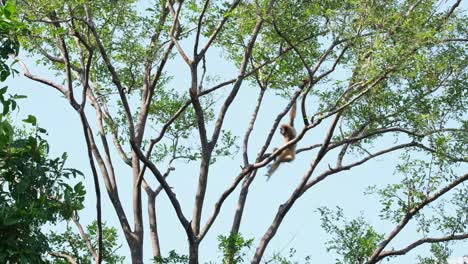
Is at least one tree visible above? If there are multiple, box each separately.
[10,0,467,263]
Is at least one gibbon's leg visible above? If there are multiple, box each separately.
[261,147,278,162]
[281,153,294,162]
[265,147,280,178]
[265,150,294,179]
[265,159,281,179]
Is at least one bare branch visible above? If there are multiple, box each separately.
[295,143,322,154]
[72,214,97,261]
[78,113,103,264]
[15,57,68,96]
[243,88,266,166]
[191,15,267,236]
[169,1,191,64]
[198,168,252,240]
[301,45,350,125]
[376,233,468,262]
[49,252,77,264]
[50,12,77,106]
[209,3,275,149]
[194,0,211,55]
[303,142,418,192]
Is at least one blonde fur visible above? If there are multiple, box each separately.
[266,101,297,178]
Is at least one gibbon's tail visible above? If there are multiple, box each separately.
[289,100,296,127]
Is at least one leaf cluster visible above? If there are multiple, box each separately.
[318,207,384,264]
[49,221,125,264]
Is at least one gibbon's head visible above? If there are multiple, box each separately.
[280,124,295,138]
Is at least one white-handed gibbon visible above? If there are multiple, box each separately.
[265,100,297,178]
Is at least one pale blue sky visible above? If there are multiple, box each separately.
[4,2,467,262]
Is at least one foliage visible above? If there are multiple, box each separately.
[217,233,254,264]
[318,207,384,264]
[0,0,22,80]
[153,250,189,264]
[267,248,312,264]
[50,221,125,264]
[0,89,86,263]
[0,89,86,262]
[416,243,452,264]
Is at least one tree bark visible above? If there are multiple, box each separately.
[129,240,144,264]
[230,173,255,234]
[188,241,199,264]
[148,192,161,258]
[131,151,144,264]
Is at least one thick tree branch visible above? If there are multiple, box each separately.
[83,4,135,140]
[130,141,194,241]
[78,113,103,264]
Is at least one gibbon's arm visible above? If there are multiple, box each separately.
[289,100,296,128]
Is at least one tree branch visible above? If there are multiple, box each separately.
[252,113,341,263]
[367,172,468,263]
[130,141,194,241]
[83,4,135,140]
[49,252,78,264]
[195,0,241,62]
[72,214,98,261]
[194,0,211,56]
[242,88,266,166]
[376,233,468,262]
[303,142,418,192]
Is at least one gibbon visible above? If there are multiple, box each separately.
[265,100,297,178]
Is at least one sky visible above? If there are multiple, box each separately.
[4,2,468,263]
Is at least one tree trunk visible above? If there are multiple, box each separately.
[129,239,144,264]
[188,241,199,264]
[230,174,254,234]
[148,194,161,258]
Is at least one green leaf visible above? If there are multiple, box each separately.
[13,95,27,99]
[22,115,37,125]
[3,1,17,18]
[0,86,7,95]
